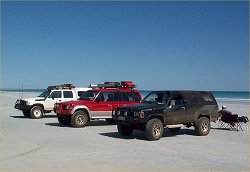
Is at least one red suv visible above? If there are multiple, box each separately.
[54,81,142,127]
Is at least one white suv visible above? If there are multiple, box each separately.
[14,84,91,119]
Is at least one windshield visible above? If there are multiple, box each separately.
[79,90,97,100]
[38,90,50,97]
[142,91,170,104]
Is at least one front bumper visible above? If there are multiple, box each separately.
[14,100,32,111]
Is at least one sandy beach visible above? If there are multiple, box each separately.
[1,92,249,171]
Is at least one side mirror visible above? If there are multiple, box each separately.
[51,95,55,100]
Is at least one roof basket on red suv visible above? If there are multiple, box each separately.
[47,84,75,90]
[96,81,136,89]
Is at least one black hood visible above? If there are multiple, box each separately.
[118,103,165,111]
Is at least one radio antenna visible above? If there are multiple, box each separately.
[20,84,23,100]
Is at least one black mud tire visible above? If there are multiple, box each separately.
[195,117,210,136]
[168,127,181,133]
[105,118,116,124]
[117,124,133,136]
[30,106,44,119]
[145,118,164,141]
[58,116,71,125]
[71,111,89,128]
[22,110,31,118]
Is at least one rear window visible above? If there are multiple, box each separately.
[199,92,215,104]
[63,91,73,98]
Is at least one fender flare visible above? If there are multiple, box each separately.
[71,105,91,117]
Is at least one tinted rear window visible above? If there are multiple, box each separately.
[199,92,215,104]
[63,91,73,98]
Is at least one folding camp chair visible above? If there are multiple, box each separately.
[218,114,239,131]
[218,114,249,131]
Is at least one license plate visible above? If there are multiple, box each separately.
[118,116,125,121]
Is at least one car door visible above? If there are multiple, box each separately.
[44,91,62,111]
[91,91,114,118]
[164,93,186,125]
[183,93,201,122]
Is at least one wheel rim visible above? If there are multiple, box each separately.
[34,109,41,117]
[76,115,85,124]
[201,122,208,133]
[153,124,162,137]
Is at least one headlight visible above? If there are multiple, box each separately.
[63,104,71,110]
[134,112,140,117]
[124,111,128,117]
[117,110,120,116]
[25,101,30,105]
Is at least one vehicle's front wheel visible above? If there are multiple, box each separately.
[22,110,31,118]
[71,111,89,128]
[195,117,210,136]
[145,118,164,141]
[117,124,133,136]
[58,116,71,125]
[30,106,44,119]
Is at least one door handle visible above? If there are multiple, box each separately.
[108,105,112,107]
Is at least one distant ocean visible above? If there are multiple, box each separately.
[1,89,249,104]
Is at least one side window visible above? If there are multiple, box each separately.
[200,92,213,103]
[170,94,184,106]
[121,92,140,102]
[97,92,114,102]
[49,91,62,98]
[114,92,122,101]
[63,91,73,98]
[185,94,199,104]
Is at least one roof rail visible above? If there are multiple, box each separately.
[96,81,136,89]
[47,84,75,90]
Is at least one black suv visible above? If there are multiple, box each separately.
[112,91,219,141]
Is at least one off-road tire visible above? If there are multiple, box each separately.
[195,117,210,136]
[145,118,164,141]
[71,111,89,128]
[117,124,133,136]
[58,116,71,125]
[22,110,31,118]
[30,106,43,119]
[168,127,181,132]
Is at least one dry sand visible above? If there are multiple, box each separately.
[1,92,249,171]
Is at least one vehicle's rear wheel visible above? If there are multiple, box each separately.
[30,106,43,119]
[195,117,210,136]
[168,127,181,132]
[145,118,164,141]
[22,110,31,118]
[117,124,133,136]
[58,116,71,125]
[71,111,89,128]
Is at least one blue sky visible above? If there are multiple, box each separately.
[1,1,249,91]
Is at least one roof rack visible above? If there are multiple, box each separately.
[47,84,75,90]
[96,81,136,89]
